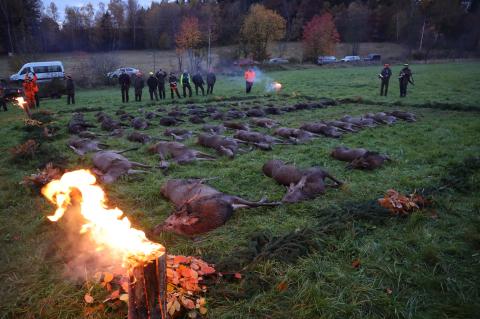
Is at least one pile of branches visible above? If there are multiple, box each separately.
[10,139,39,159]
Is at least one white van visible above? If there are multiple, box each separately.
[10,61,65,82]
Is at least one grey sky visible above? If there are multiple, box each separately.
[45,0,154,21]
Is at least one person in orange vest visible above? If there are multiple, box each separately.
[22,75,34,118]
[244,67,256,94]
[30,72,40,107]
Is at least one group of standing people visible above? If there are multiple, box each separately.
[378,63,414,97]
[118,69,217,103]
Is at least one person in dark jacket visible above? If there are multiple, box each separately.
[378,64,392,96]
[192,73,205,96]
[133,72,145,102]
[399,64,414,97]
[65,75,75,105]
[180,70,192,98]
[147,72,159,101]
[156,69,167,100]
[206,70,216,95]
[118,70,131,103]
[169,72,181,99]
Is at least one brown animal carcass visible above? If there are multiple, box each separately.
[131,117,149,130]
[273,127,318,144]
[365,112,397,124]
[331,146,367,162]
[323,120,359,132]
[163,128,192,141]
[234,130,282,150]
[68,113,95,134]
[331,146,391,170]
[197,133,241,158]
[251,117,279,128]
[127,132,153,144]
[68,137,106,155]
[224,121,250,131]
[153,179,280,236]
[300,122,343,138]
[385,111,416,122]
[340,115,377,128]
[148,141,215,167]
[92,150,151,183]
[263,160,343,203]
[202,124,226,135]
[348,152,391,170]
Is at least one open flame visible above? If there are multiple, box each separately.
[15,97,26,110]
[41,169,165,268]
[267,81,282,92]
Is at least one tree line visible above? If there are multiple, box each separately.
[0,0,479,61]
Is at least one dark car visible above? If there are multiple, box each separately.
[0,80,23,102]
[364,54,381,61]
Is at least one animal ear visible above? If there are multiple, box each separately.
[184,216,199,225]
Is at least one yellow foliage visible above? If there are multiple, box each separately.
[240,4,286,61]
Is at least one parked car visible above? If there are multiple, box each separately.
[107,67,140,79]
[364,54,381,61]
[340,56,361,62]
[0,79,23,102]
[317,56,337,65]
[10,61,65,82]
[268,57,289,64]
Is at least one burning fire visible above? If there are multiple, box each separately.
[268,81,282,92]
[15,97,26,109]
[41,169,165,268]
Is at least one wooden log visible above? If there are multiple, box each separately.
[132,265,149,319]
[128,253,168,319]
[156,254,167,319]
[143,260,161,319]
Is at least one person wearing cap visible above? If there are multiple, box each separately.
[206,69,216,95]
[399,63,414,97]
[378,64,392,96]
[147,72,159,101]
[65,75,75,105]
[244,67,256,94]
[156,69,167,100]
[180,69,192,98]
[192,72,205,96]
[169,72,181,99]
[118,70,131,103]
[133,72,145,102]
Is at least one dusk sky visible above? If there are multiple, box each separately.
[46,0,154,21]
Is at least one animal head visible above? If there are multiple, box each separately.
[282,176,309,203]
[153,209,199,236]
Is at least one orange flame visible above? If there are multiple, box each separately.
[271,82,282,92]
[15,97,26,110]
[41,169,165,268]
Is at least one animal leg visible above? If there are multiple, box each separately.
[325,173,344,186]
[231,197,281,209]
[127,169,149,174]
[130,161,152,168]
[115,147,140,154]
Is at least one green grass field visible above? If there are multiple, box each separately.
[1,62,479,319]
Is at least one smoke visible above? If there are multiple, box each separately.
[50,198,124,282]
[252,67,281,93]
